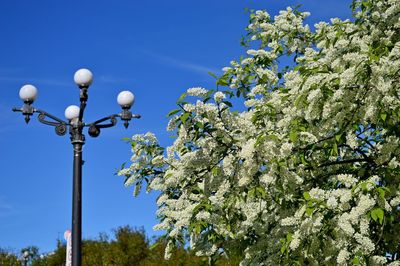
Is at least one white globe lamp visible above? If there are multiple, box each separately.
[74,68,93,87]
[65,105,80,120]
[117,91,135,108]
[19,84,38,102]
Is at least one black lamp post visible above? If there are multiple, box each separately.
[12,68,140,266]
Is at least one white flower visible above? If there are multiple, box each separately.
[371,256,387,265]
[309,188,326,200]
[214,91,226,102]
[354,233,375,253]
[118,168,130,176]
[251,85,265,95]
[260,174,275,186]
[390,195,400,207]
[337,249,350,264]
[164,241,173,260]
[244,99,257,107]
[281,217,298,226]
[326,196,338,209]
[280,142,293,157]
[187,87,208,97]
[195,211,211,221]
[239,139,256,160]
[289,231,301,250]
[337,174,357,188]
[346,131,358,149]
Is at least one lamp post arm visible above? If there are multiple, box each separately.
[87,112,141,127]
[35,109,69,126]
[36,109,69,136]
[87,114,118,129]
[12,106,68,136]
[85,112,140,138]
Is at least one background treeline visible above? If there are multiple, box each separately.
[0,226,241,266]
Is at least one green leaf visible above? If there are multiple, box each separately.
[211,167,220,176]
[300,153,308,165]
[222,101,233,107]
[369,53,380,61]
[371,208,384,224]
[167,109,181,117]
[180,112,190,123]
[289,131,298,142]
[203,97,211,103]
[195,122,204,129]
[376,187,385,199]
[177,92,187,103]
[303,192,311,200]
[380,112,387,121]
[266,135,279,141]
[248,188,256,198]
[256,134,267,146]
[191,187,202,194]
[134,182,142,197]
[217,77,229,86]
[335,134,342,142]
[294,94,304,107]
[149,242,160,250]
[208,72,218,79]
[280,245,286,254]
[331,142,338,156]
[306,207,314,216]
[352,257,360,265]
[256,186,267,198]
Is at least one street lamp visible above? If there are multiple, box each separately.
[22,250,29,266]
[12,68,140,266]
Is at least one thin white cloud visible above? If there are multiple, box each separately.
[97,75,135,84]
[0,197,15,217]
[0,76,70,87]
[141,50,220,76]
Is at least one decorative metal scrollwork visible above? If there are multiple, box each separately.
[55,123,67,136]
[37,113,46,122]
[36,110,68,136]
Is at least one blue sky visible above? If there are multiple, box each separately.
[0,0,352,254]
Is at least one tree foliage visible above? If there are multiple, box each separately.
[2,226,223,266]
[120,0,400,264]
[0,248,20,266]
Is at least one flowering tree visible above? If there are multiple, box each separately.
[119,0,400,264]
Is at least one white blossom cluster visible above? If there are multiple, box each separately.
[120,1,400,264]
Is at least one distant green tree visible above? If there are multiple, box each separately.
[106,226,149,266]
[141,237,206,266]
[81,233,109,265]
[0,248,20,266]
[31,240,65,266]
[2,226,239,265]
